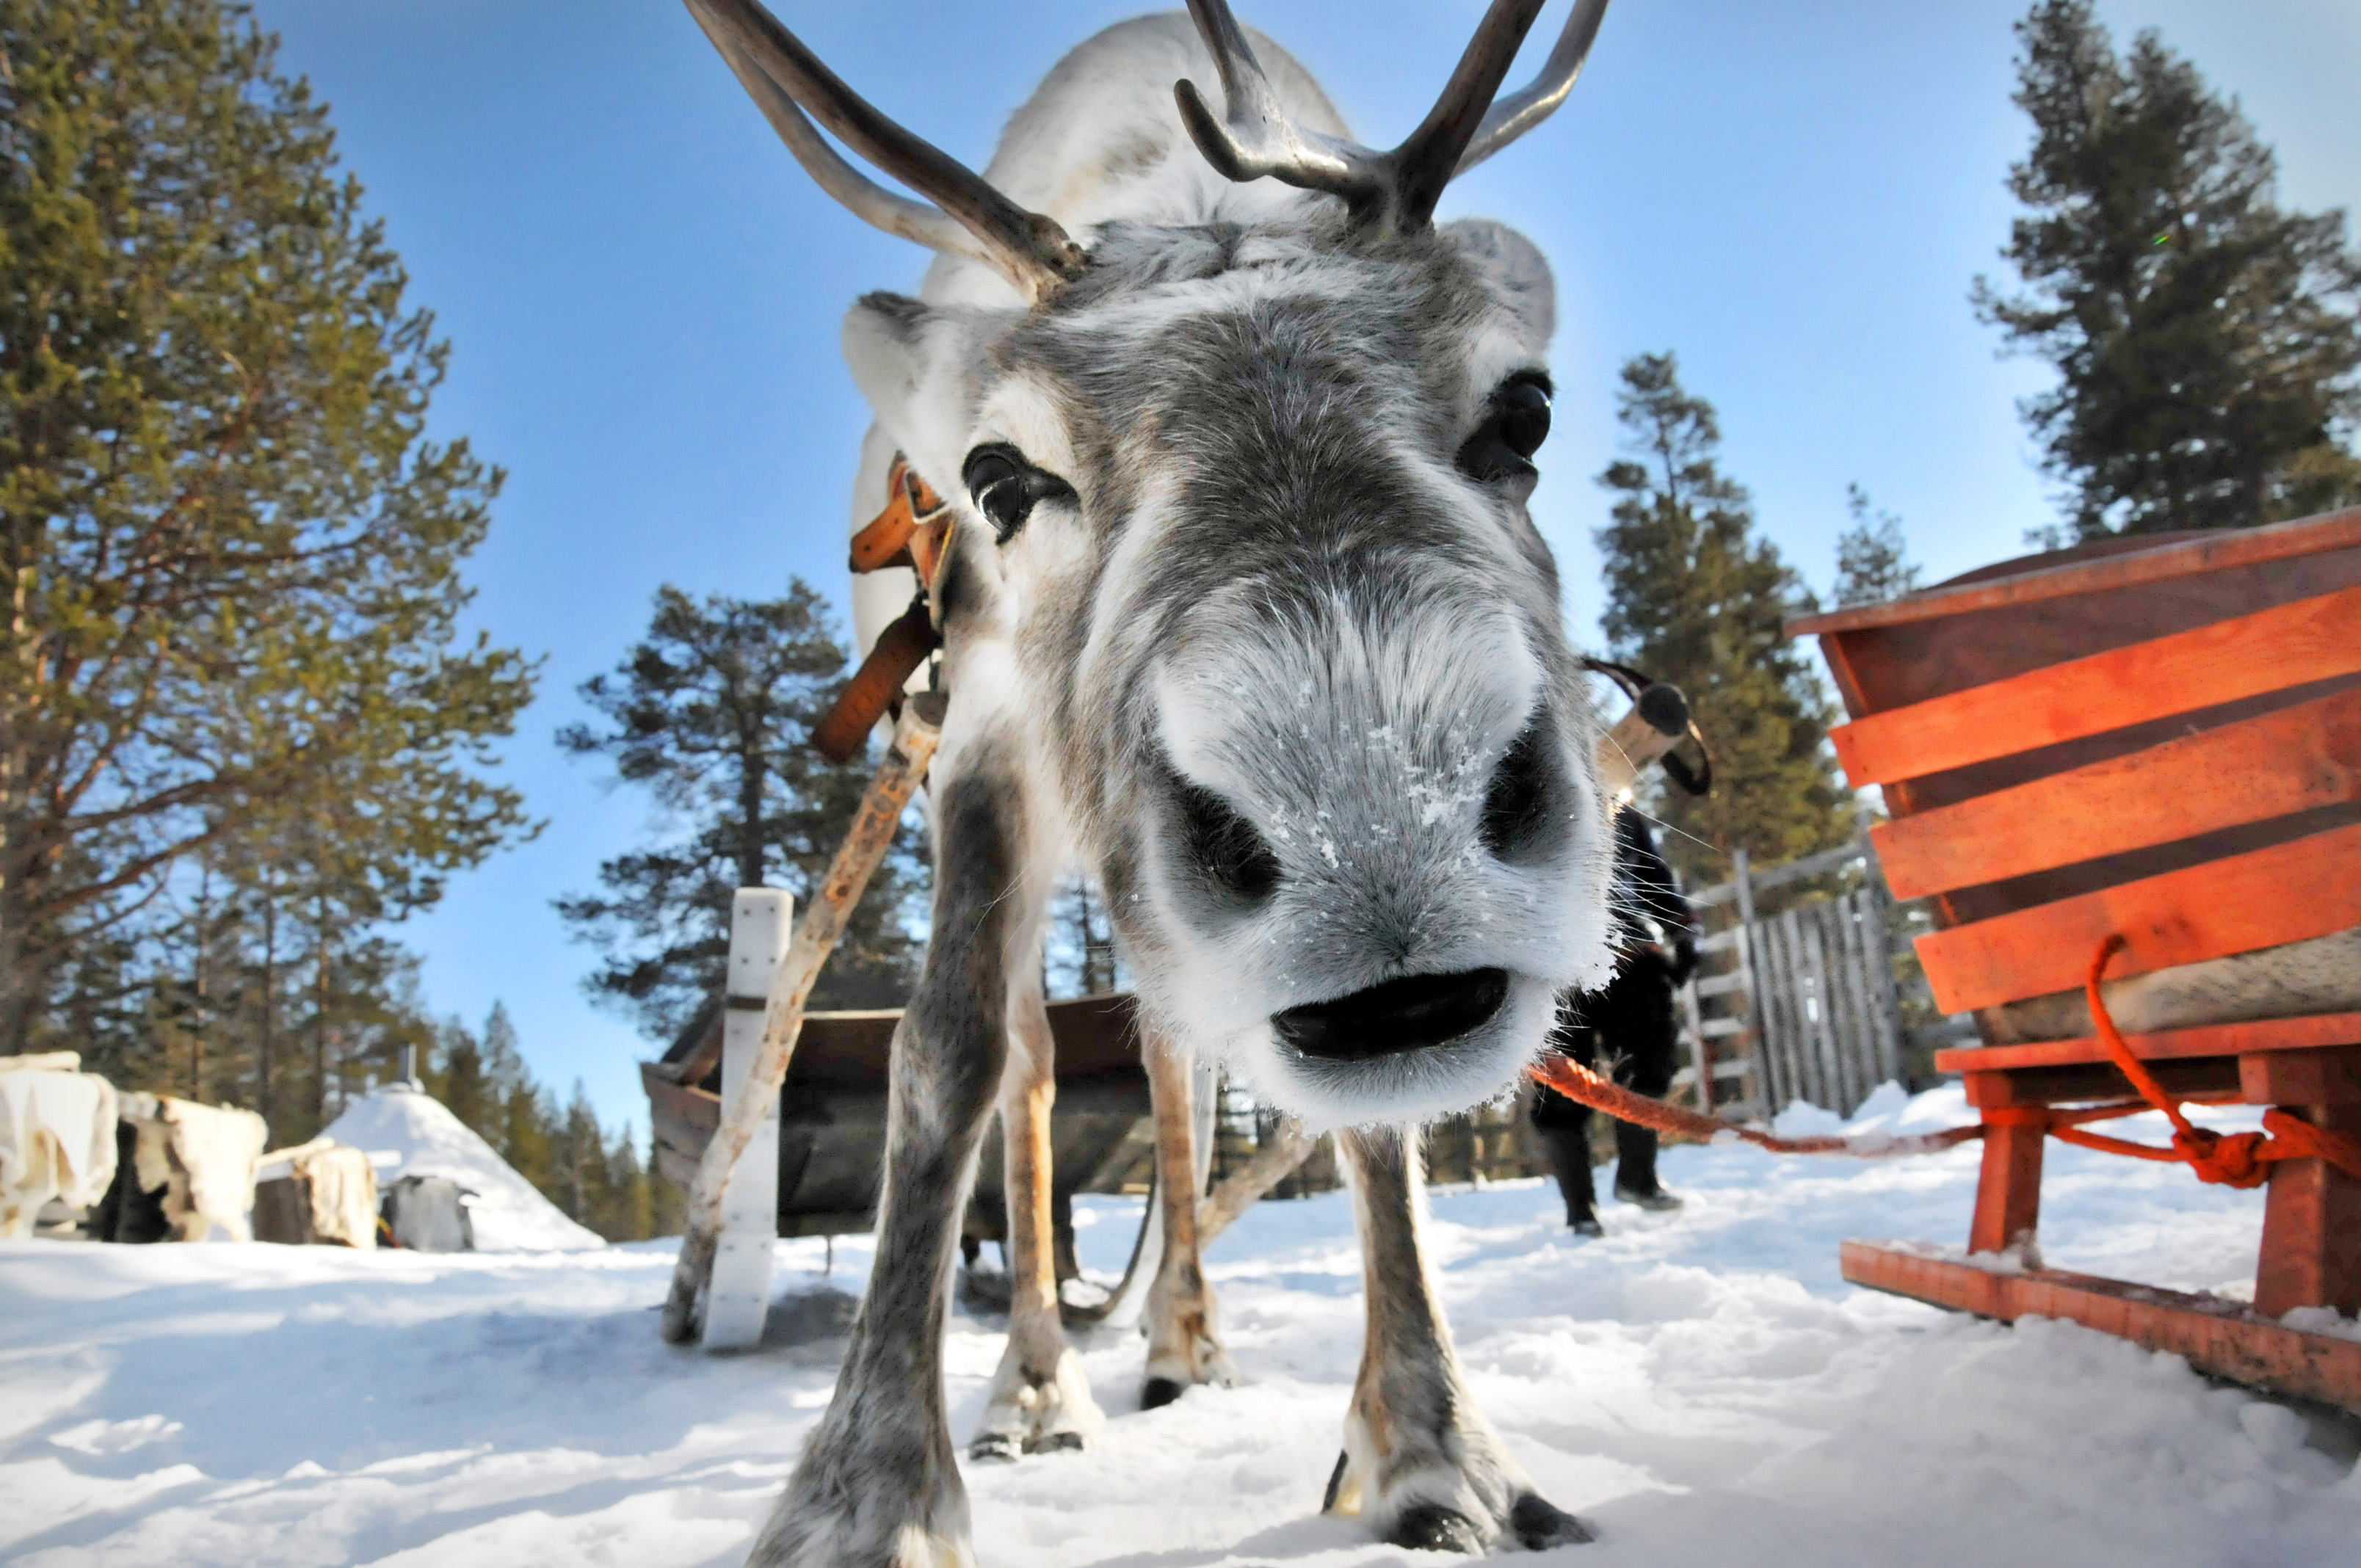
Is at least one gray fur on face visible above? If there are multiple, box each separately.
[848,220,1612,1127]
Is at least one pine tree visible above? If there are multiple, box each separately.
[1595,353,1854,881]
[412,1003,661,1239]
[1973,0,2361,540]
[502,1080,556,1198]
[599,1128,657,1242]
[1834,485,1923,608]
[648,1128,686,1238]
[438,1020,493,1144]
[556,582,925,1041]
[552,1084,597,1226]
[0,0,537,1052]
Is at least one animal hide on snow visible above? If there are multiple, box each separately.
[0,1061,120,1238]
[117,1094,269,1242]
[256,1141,379,1248]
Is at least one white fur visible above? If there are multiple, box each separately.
[118,1093,268,1243]
[0,1064,119,1237]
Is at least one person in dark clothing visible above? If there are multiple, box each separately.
[1531,808,1699,1235]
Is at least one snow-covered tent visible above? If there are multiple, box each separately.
[322,1084,601,1252]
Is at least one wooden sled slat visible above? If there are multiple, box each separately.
[1934,1012,2361,1076]
[1830,584,2361,788]
[1790,507,2361,638]
[1915,822,2361,1014]
[1875,685,2361,899]
[1840,1241,2361,1412]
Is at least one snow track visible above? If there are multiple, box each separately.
[3,1086,2354,1565]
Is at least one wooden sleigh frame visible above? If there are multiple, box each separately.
[1790,508,2361,1411]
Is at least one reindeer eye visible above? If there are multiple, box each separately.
[962,443,1073,544]
[1498,377,1552,457]
[1457,373,1552,485]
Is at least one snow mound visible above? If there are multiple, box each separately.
[322,1085,601,1252]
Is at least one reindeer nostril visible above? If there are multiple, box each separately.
[1176,780,1281,903]
[1479,722,1553,859]
[1272,968,1509,1061]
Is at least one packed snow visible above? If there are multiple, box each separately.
[3,1084,2355,1567]
[319,1084,602,1252]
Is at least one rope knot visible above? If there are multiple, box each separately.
[2172,1126,2271,1188]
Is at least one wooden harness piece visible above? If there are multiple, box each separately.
[812,455,953,763]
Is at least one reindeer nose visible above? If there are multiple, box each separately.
[1271,968,1509,1061]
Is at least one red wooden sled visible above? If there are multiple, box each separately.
[1789,508,2361,1410]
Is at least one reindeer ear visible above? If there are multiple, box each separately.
[1441,219,1555,352]
[842,293,1014,482]
[842,291,935,429]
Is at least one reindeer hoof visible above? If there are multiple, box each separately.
[1510,1493,1595,1548]
[1139,1376,1186,1410]
[968,1431,1023,1464]
[1389,1503,1486,1554]
[1320,1451,1349,1511]
[1023,1430,1087,1455]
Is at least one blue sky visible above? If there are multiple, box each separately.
[244,1,2361,1131]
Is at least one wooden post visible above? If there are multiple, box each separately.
[1860,860,1905,1088]
[1734,848,1772,1108]
[661,694,944,1343]
[1196,1115,1313,1247]
[1798,909,1840,1113]
[1837,892,1875,1111]
[1824,899,1860,1114]
[2255,1102,2361,1318]
[1678,970,1711,1114]
[1969,1111,2046,1256]
[702,889,793,1352]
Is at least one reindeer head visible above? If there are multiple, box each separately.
[689,0,1618,1128]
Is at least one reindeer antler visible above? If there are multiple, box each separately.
[1456,0,1613,177]
[683,0,1087,303]
[1175,0,1612,233]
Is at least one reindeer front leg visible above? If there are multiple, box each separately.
[969,958,1106,1460]
[1328,1126,1592,1554]
[1139,1029,1238,1408]
[748,765,1031,1568]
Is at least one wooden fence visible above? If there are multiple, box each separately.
[1676,837,1975,1120]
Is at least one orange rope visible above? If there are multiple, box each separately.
[1523,1053,1986,1158]
[1526,937,2361,1185]
[2075,934,2361,1188]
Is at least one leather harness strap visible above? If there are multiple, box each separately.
[847,455,951,578]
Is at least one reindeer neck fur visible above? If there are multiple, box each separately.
[845,13,1613,1128]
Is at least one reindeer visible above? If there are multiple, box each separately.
[682,1,1621,1560]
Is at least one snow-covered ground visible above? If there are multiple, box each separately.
[3,1085,2356,1567]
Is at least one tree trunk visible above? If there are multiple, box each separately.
[259,893,277,1128]
[192,865,211,1100]
[736,716,767,892]
[313,893,330,1127]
